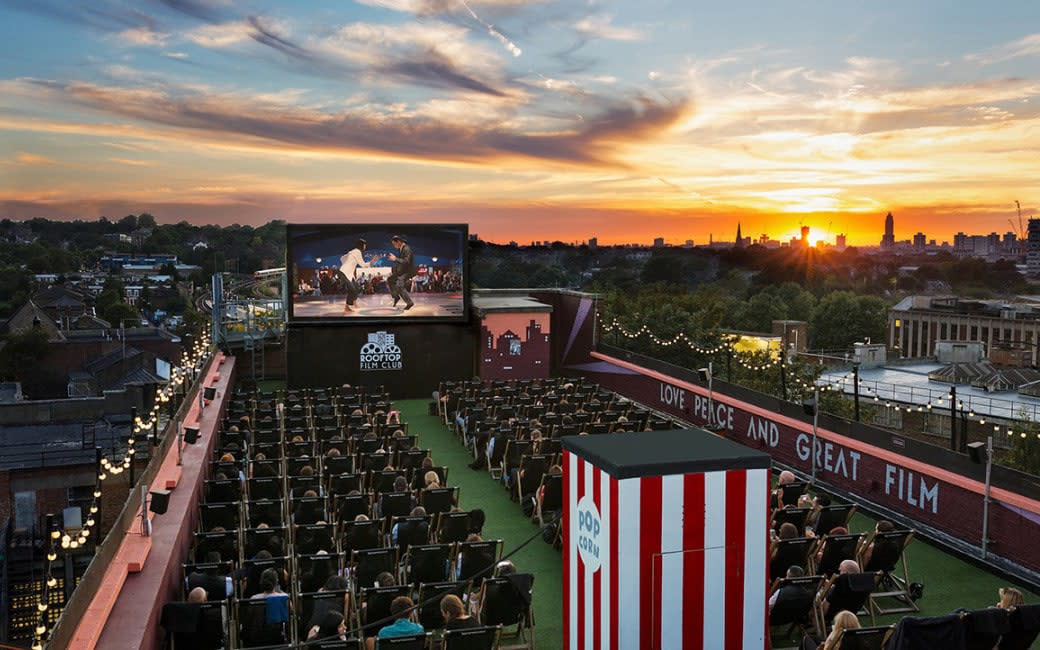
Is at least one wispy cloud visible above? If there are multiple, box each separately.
[8,77,689,166]
[354,0,539,15]
[13,152,59,166]
[966,33,1040,65]
[573,15,643,42]
[116,26,168,47]
[154,0,228,23]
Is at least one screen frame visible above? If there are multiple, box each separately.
[285,222,470,325]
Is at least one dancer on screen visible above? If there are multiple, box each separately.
[387,235,416,311]
[339,239,381,313]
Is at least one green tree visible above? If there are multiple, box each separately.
[0,328,51,382]
[809,291,888,351]
[102,301,140,327]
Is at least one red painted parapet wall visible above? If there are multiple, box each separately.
[584,351,1040,575]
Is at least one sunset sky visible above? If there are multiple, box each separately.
[1,0,1038,245]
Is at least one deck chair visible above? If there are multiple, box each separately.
[417,581,467,631]
[311,639,363,650]
[486,434,511,480]
[514,455,549,504]
[813,504,857,536]
[161,601,227,650]
[351,547,399,592]
[768,575,826,645]
[961,607,1010,650]
[357,585,411,636]
[336,493,371,523]
[435,511,473,544]
[297,523,337,555]
[297,589,349,640]
[421,487,458,515]
[500,440,532,483]
[442,625,502,650]
[860,530,918,616]
[770,537,818,582]
[533,474,563,527]
[823,572,881,627]
[457,540,502,591]
[835,625,894,650]
[771,507,811,534]
[380,492,414,520]
[237,596,289,648]
[885,614,965,649]
[342,519,384,555]
[377,632,432,649]
[478,575,535,650]
[777,480,809,508]
[405,544,454,586]
[1000,603,1040,649]
[391,515,433,555]
[813,534,865,577]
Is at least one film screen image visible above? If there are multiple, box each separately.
[288,224,468,322]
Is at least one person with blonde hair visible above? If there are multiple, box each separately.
[802,610,860,650]
[997,586,1025,609]
[440,594,479,631]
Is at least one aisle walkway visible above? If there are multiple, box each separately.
[400,399,563,647]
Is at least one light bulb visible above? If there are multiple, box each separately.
[37,603,48,612]
[47,577,57,588]
[86,518,95,527]
[70,540,79,549]
[61,539,70,549]
[35,625,46,635]
[46,552,57,561]
[90,506,98,514]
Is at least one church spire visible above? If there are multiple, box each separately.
[735,222,744,248]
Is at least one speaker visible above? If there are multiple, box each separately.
[149,489,171,515]
[203,386,217,401]
[697,368,710,382]
[184,426,200,444]
[967,441,986,464]
[802,398,817,417]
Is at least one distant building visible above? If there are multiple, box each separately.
[835,233,847,250]
[800,226,810,247]
[1028,219,1040,274]
[881,212,895,249]
[735,223,744,249]
[889,295,1040,364]
[683,239,695,248]
[99,253,179,272]
[913,232,926,249]
[588,237,598,249]
[653,237,665,248]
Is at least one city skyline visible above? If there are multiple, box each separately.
[1,1,1038,245]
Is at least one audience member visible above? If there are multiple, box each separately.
[441,594,479,631]
[366,596,424,649]
[802,610,860,650]
[997,586,1025,609]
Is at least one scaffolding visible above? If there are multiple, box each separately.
[210,272,287,381]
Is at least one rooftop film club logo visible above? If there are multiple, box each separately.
[360,331,403,371]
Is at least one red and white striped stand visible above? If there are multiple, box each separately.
[562,428,771,650]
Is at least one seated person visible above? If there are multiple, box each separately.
[821,560,860,617]
[441,594,479,631]
[186,551,233,600]
[772,470,797,509]
[997,586,1025,609]
[188,586,208,603]
[391,506,429,550]
[306,575,350,637]
[366,596,424,650]
[860,520,896,569]
[802,610,860,650]
[308,610,347,642]
[768,565,807,613]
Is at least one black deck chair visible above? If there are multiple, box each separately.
[297,589,348,639]
[357,585,411,636]
[814,534,865,577]
[457,540,502,591]
[824,572,881,627]
[813,504,857,536]
[350,547,398,593]
[161,601,227,650]
[770,537,817,582]
[999,603,1040,649]
[336,493,371,523]
[479,574,535,650]
[341,519,383,555]
[771,507,811,533]
[416,581,466,631]
[420,487,457,515]
[404,543,454,586]
[768,575,825,635]
[961,607,1010,650]
[835,625,893,650]
[862,530,918,616]
[533,473,563,526]
[442,625,502,650]
[435,511,473,544]
[376,632,431,649]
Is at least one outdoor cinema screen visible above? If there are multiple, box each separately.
[287,224,468,323]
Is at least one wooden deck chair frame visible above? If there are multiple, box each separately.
[477,578,535,650]
[860,531,918,617]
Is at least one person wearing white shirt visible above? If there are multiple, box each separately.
[339,239,376,313]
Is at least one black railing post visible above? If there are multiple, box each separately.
[949,386,958,452]
[853,363,861,422]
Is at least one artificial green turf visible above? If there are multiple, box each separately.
[398,399,563,647]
